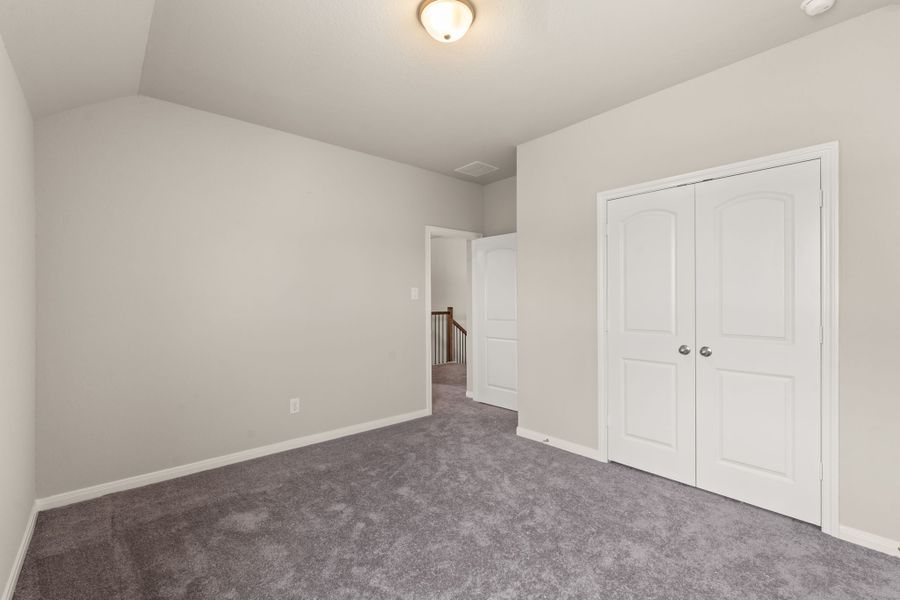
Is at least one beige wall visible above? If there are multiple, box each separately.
[431,237,469,326]
[517,6,900,541]
[483,176,517,235]
[36,96,483,497]
[0,35,35,595]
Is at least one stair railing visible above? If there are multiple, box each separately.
[431,306,467,365]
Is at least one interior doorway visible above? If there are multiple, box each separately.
[425,227,481,414]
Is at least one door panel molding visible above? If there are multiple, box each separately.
[597,141,839,536]
[715,192,794,342]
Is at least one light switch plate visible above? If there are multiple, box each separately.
[410,287,420,300]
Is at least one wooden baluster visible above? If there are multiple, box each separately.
[446,307,454,364]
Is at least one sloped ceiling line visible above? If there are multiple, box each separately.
[1,0,894,181]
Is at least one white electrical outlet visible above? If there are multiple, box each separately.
[289,398,300,414]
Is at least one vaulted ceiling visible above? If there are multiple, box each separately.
[0,0,893,182]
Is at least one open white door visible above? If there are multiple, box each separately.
[472,234,517,411]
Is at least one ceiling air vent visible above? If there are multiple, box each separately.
[454,161,499,178]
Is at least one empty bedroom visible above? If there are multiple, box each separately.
[1,1,898,598]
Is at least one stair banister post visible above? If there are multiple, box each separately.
[447,306,454,364]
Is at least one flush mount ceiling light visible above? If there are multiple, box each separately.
[418,0,475,43]
[800,0,836,16]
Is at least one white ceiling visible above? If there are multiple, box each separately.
[0,0,155,117]
[0,0,894,182]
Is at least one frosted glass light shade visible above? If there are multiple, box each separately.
[418,0,475,43]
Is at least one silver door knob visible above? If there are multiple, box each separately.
[700,346,712,357]
[678,345,691,355]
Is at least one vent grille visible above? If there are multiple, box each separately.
[454,161,499,178]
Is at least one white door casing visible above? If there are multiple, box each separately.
[695,160,822,525]
[604,158,824,526]
[598,143,838,535]
[607,186,697,485]
[472,234,518,411]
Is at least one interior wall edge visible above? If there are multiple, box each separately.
[0,29,36,600]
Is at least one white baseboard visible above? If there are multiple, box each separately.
[1,502,37,600]
[516,427,606,462]
[516,427,899,559]
[20,406,898,583]
[838,525,900,558]
[35,408,430,511]
[465,390,474,399]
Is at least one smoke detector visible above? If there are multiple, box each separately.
[454,161,499,178]
[800,0,835,16]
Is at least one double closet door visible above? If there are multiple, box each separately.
[607,160,823,525]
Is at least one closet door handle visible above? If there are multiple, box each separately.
[699,346,712,357]
[678,345,691,355]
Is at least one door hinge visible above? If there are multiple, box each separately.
[819,462,824,481]
[819,325,824,344]
[819,190,824,207]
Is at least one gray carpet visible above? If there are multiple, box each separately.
[14,364,900,599]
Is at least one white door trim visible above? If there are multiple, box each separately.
[425,226,482,414]
[596,141,839,536]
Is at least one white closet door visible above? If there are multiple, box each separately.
[607,186,696,485]
[472,234,518,411]
[695,161,822,524]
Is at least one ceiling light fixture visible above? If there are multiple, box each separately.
[418,0,475,44]
[800,0,836,16]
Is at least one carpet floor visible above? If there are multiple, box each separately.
[14,364,900,599]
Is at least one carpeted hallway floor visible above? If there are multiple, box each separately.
[14,364,900,599]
